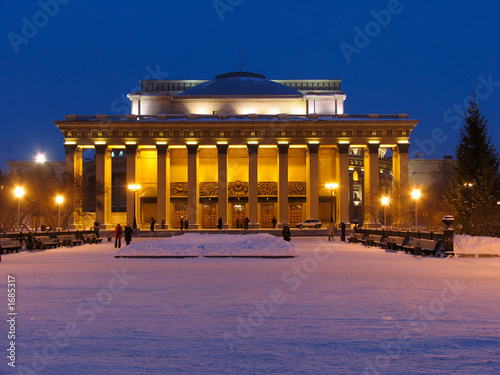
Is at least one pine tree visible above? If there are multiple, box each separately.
[446,94,500,236]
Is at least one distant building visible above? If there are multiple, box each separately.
[409,156,455,191]
[55,72,418,229]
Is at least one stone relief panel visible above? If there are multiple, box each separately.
[170,182,188,196]
[228,180,248,197]
[288,182,307,196]
[199,182,218,196]
[258,182,278,196]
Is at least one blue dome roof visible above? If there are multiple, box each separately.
[178,72,302,97]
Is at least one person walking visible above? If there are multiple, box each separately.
[124,223,133,245]
[283,223,291,242]
[180,217,184,231]
[114,224,123,248]
[235,217,240,229]
[341,222,346,242]
[218,217,223,230]
[328,223,335,241]
[150,217,156,231]
[244,217,249,230]
[272,217,277,229]
[184,219,189,230]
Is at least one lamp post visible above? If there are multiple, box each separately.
[381,196,389,227]
[14,187,25,231]
[325,183,339,224]
[128,184,141,229]
[56,196,64,230]
[412,189,421,228]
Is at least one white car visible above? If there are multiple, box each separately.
[296,219,322,229]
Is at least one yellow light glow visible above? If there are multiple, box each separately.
[64,141,76,145]
[168,145,186,149]
[199,145,216,149]
[138,145,156,149]
[381,196,389,206]
[289,145,307,148]
[259,145,277,149]
[95,141,106,145]
[216,141,228,145]
[338,141,350,144]
[128,184,141,192]
[186,141,198,145]
[247,141,258,145]
[35,153,46,163]
[398,140,410,144]
[380,144,396,148]
[156,142,167,145]
[412,189,421,200]
[125,142,137,145]
[308,141,320,145]
[325,183,339,190]
[14,187,24,198]
[56,196,64,204]
[368,141,380,144]
[278,141,289,145]
[228,145,247,149]
[349,144,367,148]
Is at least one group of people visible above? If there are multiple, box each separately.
[113,223,133,248]
[328,222,347,242]
[235,217,250,229]
[179,217,189,230]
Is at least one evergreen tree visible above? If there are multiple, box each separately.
[446,94,500,236]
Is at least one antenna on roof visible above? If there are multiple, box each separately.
[239,41,242,72]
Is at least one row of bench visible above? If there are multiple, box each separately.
[0,233,103,253]
[348,233,442,256]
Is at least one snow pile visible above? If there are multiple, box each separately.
[454,234,500,255]
[115,233,296,257]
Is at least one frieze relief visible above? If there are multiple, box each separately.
[170,182,188,196]
[228,180,248,197]
[258,182,278,196]
[288,182,307,196]
[199,182,218,196]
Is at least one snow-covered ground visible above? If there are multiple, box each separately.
[2,237,500,374]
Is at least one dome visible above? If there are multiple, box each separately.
[178,72,303,97]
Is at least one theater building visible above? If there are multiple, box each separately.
[55,72,417,229]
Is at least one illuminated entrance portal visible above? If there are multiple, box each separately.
[202,203,217,228]
[260,203,275,228]
[289,204,303,227]
[232,203,246,228]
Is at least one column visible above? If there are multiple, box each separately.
[64,144,82,229]
[187,143,199,229]
[363,143,380,225]
[337,143,350,224]
[392,143,410,226]
[248,143,259,228]
[307,143,319,220]
[95,144,107,227]
[156,144,168,229]
[125,144,137,226]
[217,143,229,229]
[104,148,112,227]
[278,143,289,227]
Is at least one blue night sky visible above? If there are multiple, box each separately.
[1,0,499,170]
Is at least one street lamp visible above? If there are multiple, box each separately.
[56,196,64,230]
[381,196,389,227]
[128,184,141,229]
[14,187,25,231]
[411,189,421,228]
[325,183,339,223]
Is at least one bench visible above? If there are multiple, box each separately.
[383,236,406,251]
[0,238,22,254]
[82,233,103,244]
[34,236,59,250]
[403,239,441,256]
[348,233,365,244]
[366,234,383,247]
[56,235,83,247]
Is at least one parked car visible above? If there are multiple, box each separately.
[296,219,322,229]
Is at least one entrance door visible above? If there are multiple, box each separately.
[174,204,187,229]
[232,203,246,228]
[289,204,303,227]
[260,203,274,228]
[202,204,217,228]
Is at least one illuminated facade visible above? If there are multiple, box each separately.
[55,72,417,229]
